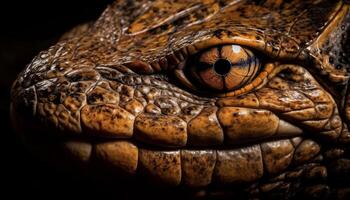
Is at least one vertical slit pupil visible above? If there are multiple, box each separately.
[214,59,232,75]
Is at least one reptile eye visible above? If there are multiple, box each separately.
[188,45,261,91]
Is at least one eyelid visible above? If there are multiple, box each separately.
[174,69,198,91]
[185,36,266,57]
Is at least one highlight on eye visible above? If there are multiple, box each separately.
[190,44,261,91]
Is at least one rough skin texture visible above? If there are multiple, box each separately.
[10,0,350,199]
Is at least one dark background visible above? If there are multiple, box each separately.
[0,0,134,198]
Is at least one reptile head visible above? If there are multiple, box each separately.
[10,0,350,198]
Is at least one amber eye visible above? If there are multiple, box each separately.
[191,45,260,91]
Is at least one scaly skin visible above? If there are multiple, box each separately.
[10,0,350,199]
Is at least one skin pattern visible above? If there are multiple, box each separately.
[10,0,350,199]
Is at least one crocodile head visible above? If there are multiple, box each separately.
[10,0,350,199]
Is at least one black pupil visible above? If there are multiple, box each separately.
[213,59,231,76]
